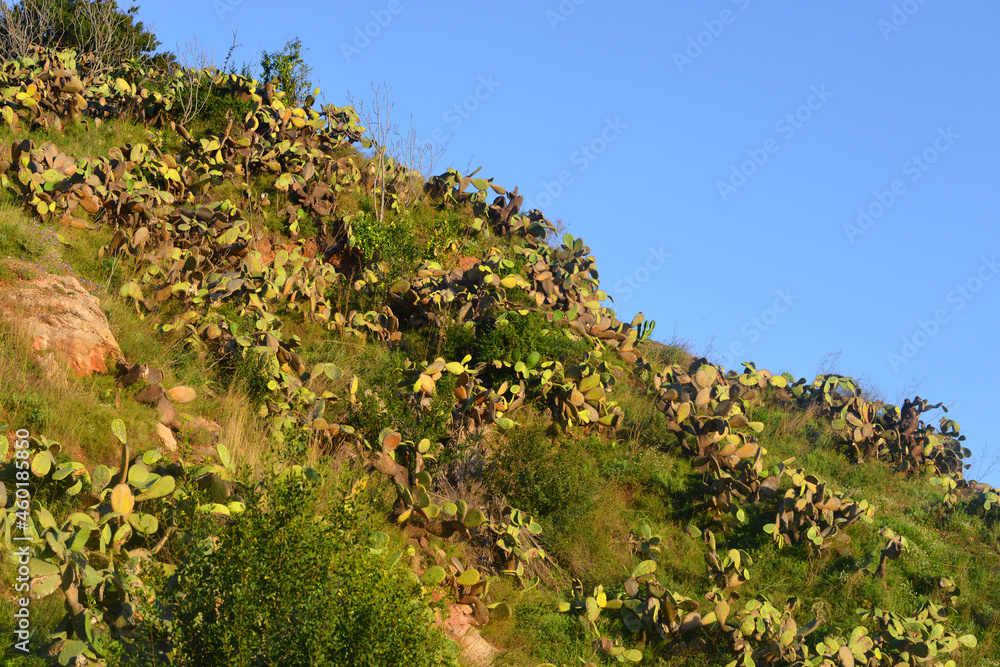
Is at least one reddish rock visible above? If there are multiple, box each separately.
[256,237,274,264]
[0,273,123,376]
[436,603,498,666]
[457,255,479,271]
[301,239,317,259]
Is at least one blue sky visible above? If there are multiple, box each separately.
[136,1,1000,486]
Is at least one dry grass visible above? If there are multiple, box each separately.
[771,402,819,439]
[216,387,272,476]
[0,316,156,464]
[0,117,153,161]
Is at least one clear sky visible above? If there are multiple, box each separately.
[135,1,1000,486]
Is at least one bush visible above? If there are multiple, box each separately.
[473,311,589,367]
[349,348,456,447]
[470,310,592,388]
[189,85,254,137]
[350,208,416,267]
[143,474,457,666]
[494,425,600,532]
[259,37,313,108]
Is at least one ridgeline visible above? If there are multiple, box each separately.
[0,46,998,667]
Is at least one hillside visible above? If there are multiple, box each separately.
[0,47,999,667]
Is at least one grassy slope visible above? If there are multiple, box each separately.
[0,107,998,667]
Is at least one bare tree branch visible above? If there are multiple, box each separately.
[347,82,448,219]
[0,0,56,60]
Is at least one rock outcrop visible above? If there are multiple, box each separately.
[0,273,123,376]
[438,602,498,666]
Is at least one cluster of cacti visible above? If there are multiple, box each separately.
[725,596,825,667]
[452,369,524,432]
[422,167,545,241]
[3,43,995,666]
[370,429,449,524]
[3,138,177,225]
[652,360,768,467]
[724,599,975,667]
[776,373,973,489]
[649,360,796,539]
[488,506,545,579]
[0,421,248,665]
[827,394,970,480]
[0,48,180,132]
[762,468,875,554]
[556,528,975,667]
[388,252,532,328]
[557,558,713,647]
[540,356,621,428]
[7,145,355,359]
[861,602,977,666]
[365,429,544,596]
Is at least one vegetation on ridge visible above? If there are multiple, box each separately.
[0,29,997,667]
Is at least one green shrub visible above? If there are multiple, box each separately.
[439,321,476,363]
[211,306,271,409]
[259,37,313,108]
[494,425,599,532]
[143,475,457,666]
[471,310,592,388]
[350,209,416,266]
[190,85,254,137]
[349,349,455,446]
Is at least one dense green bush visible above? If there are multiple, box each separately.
[260,37,313,108]
[350,349,456,447]
[189,85,254,137]
[140,475,456,666]
[473,311,589,368]
[350,208,417,267]
[468,310,592,389]
[494,425,600,533]
[439,321,476,364]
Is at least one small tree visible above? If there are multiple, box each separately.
[259,37,312,107]
[173,23,242,126]
[347,82,447,222]
[0,0,163,72]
